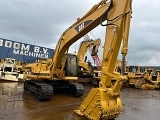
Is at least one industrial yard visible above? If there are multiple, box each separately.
[0,0,160,120]
[0,81,160,120]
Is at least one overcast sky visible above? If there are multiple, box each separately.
[0,0,160,66]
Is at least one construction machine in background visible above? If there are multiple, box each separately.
[82,34,102,71]
[93,59,126,86]
[123,66,159,89]
[123,66,144,87]
[134,68,160,89]
[24,0,132,119]
[22,58,52,79]
[76,38,101,83]
[77,35,103,84]
[153,70,160,87]
[89,61,159,90]
[154,70,160,81]
[15,61,28,74]
[0,58,24,81]
[77,38,101,77]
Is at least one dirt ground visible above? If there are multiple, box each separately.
[0,81,160,120]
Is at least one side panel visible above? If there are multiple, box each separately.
[0,38,54,63]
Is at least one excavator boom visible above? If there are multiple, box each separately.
[74,0,132,119]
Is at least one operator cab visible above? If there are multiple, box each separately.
[65,54,78,77]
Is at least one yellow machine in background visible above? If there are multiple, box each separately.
[15,60,27,73]
[155,70,160,82]
[124,66,159,89]
[92,59,124,86]
[77,38,101,77]
[24,0,132,119]
[115,59,127,73]
[135,68,160,89]
[124,66,144,87]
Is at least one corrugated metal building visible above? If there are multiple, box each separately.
[0,38,54,63]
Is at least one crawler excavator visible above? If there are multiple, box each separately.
[24,0,132,119]
[77,38,101,77]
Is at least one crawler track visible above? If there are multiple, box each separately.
[24,80,84,101]
[69,83,84,97]
[24,81,53,101]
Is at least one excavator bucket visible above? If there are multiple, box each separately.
[74,87,122,119]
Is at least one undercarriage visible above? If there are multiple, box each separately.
[24,80,84,101]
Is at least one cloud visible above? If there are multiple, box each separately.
[0,0,160,66]
[0,0,94,46]
[125,0,160,65]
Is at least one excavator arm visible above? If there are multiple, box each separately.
[74,0,132,119]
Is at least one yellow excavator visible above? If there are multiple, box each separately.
[77,38,101,77]
[24,0,132,119]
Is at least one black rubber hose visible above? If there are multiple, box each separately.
[100,0,113,26]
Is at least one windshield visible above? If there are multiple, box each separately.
[68,56,77,70]
[65,55,78,77]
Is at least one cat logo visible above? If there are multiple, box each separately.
[75,20,93,32]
